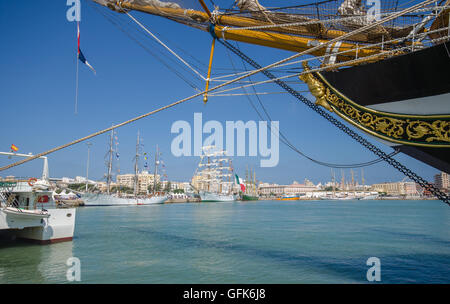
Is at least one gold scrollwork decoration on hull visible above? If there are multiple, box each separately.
[406,120,450,143]
[298,64,450,147]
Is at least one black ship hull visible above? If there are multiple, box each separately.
[311,41,450,173]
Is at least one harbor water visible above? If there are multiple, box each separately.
[0,200,449,283]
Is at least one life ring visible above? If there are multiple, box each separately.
[28,178,37,187]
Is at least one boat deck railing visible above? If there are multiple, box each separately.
[0,190,23,212]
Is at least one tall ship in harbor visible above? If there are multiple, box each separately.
[83,131,167,206]
[192,146,237,202]
[242,166,259,201]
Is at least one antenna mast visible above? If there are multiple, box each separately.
[134,131,140,197]
[106,128,114,195]
[153,145,159,194]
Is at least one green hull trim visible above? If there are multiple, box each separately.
[242,195,259,201]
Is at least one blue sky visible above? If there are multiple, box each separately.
[0,0,439,185]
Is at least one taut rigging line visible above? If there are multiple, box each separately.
[224,42,399,169]
[217,38,449,205]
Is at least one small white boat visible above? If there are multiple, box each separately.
[31,179,51,191]
[199,191,236,202]
[2,207,50,219]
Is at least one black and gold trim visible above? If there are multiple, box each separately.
[299,63,450,148]
[319,41,450,107]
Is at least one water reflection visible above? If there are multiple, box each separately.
[0,241,73,284]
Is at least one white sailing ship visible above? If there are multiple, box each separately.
[82,130,167,206]
[193,146,237,202]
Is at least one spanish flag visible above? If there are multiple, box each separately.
[10,144,19,152]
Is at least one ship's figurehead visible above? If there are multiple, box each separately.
[299,62,333,112]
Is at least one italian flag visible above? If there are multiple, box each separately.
[235,174,246,192]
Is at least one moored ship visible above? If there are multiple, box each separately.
[82,130,167,206]
[0,152,76,244]
[241,166,259,201]
[193,146,237,202]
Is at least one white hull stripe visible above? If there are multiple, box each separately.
[367,92,450,115]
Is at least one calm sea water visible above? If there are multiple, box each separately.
[0,200,449,284]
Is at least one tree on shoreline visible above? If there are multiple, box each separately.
[148,183,162,193]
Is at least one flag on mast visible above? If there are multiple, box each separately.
[235,174,246,192]
[77,22,96,74]
[10,144,19,152]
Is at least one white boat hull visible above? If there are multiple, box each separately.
[321,196,357,200]
[82,193,167,206]
[199,191,236,202]
[136,196,168,205]
[359,194,379,200]
[0,207,76,244]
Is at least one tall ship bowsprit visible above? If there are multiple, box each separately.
[192,146,237,202]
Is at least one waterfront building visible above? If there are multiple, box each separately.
[434,172,449,191]
[371,181,418,196]
[191,174,205,191]
[116,170,160,194]
[97,181,118,192]
[169,182,193,193]
[258,181,318,197]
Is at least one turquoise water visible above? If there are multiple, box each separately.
[0,200,449,283]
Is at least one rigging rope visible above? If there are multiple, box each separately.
[220,5,447,32]
[208,91,291,96]
[210,29,450,97]
[90,2,203,91]
[217,39,449,205]
[225,42,398,169]
[124,11,208,81]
